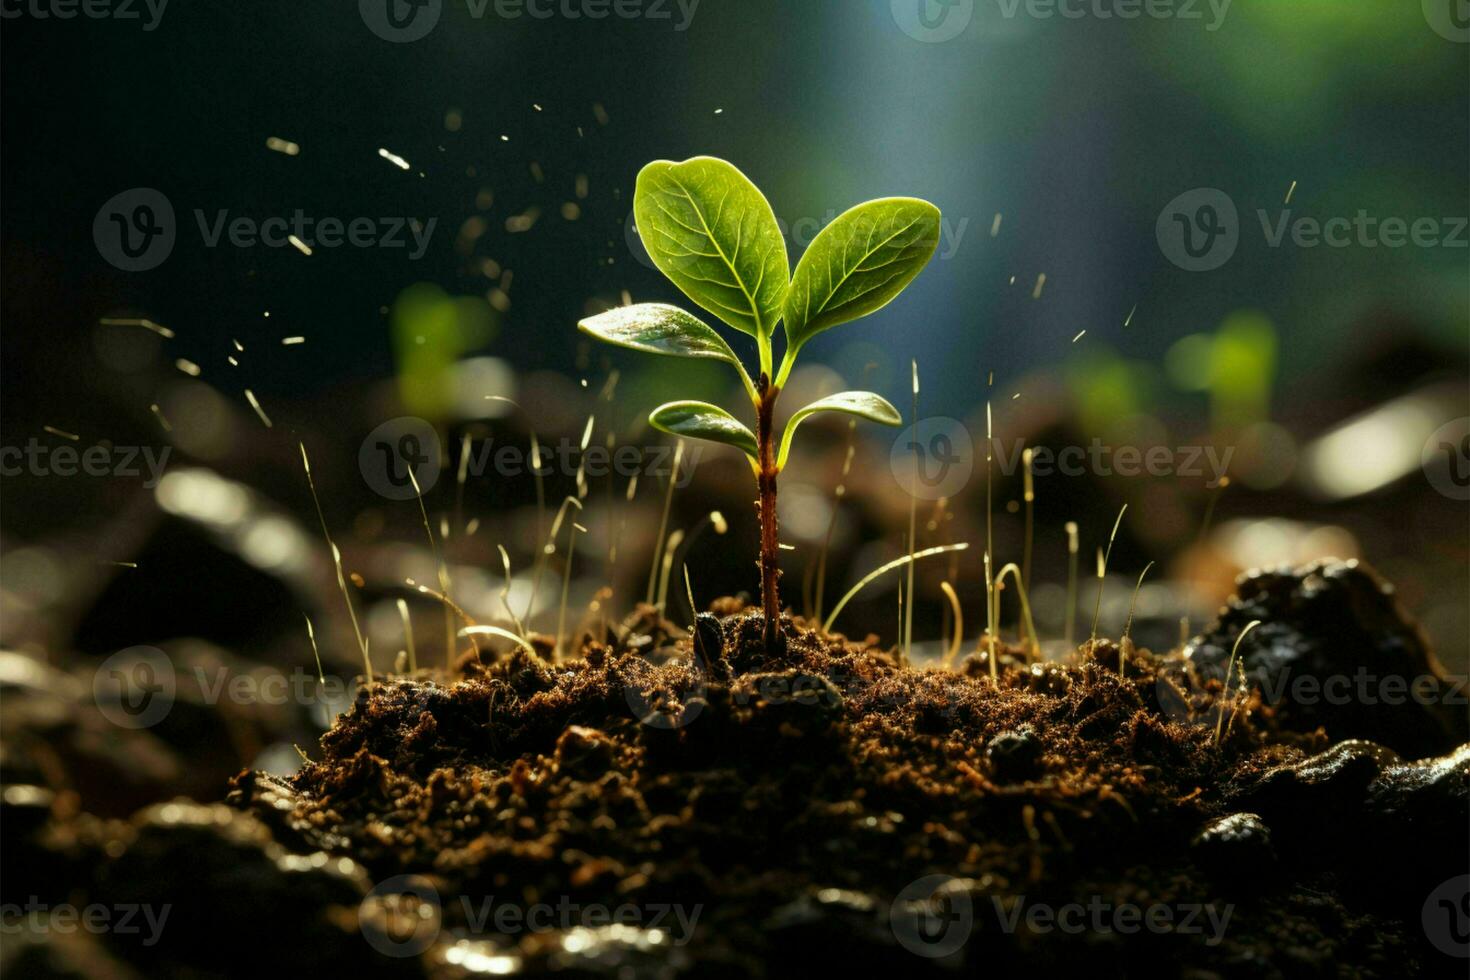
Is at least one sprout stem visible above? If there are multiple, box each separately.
[756,374,782,648]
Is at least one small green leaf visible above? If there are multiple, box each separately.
[634,157,789,338]
[649,401,759,461]
[578,304,755,399]
[777,390,901,470]
[782,198,940,353]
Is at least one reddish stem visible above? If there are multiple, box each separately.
[755,374,781,648]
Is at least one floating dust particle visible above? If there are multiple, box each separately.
[233,338,245,352]
[990,213,1002,236]
[1285,180,1298,204]
[476,188,494,210]
[499,134,509,142]
[265,136,300,156]
[1009,275,1016,285]
[227,356,239,367]
[1073,330,1086,343]
[530,162,544,183]
[282,336,305,345]
[592,103,609,125]
[575,174,588,199]
[350,572,365,588]
[444,108,462,131]
[561,202,581,220]
[714,108,724,114]
[1032,273,1047,299]
[103,560,138,568]
[175,358,201,376]
[244,389,272,428]
[42,426,79,441]
[99,317,174,338]
[1125,303,1137,327]
[505,208,540,233]
[263,311,271,317]
[1012,392,1021,400]
[488,289,511,312]
[377,147,411,170]
[532,103,543,112]
[288,235,313,256]
[480,257,501,278]
[150,403,172,431]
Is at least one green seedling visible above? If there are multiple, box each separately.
[580,156,941,646]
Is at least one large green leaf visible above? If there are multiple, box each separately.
[777,390,901,470]
[649,401,759,462]
[578,304,755,399]
[782,198,940,352]
[634,157,789,339]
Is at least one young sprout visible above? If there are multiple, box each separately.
[580,157,941,647]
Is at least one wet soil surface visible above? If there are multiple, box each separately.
[4,560,1467,977]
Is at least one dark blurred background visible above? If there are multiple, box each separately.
[2,0,1467,731]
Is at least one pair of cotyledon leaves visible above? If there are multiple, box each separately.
[578,156,941,471]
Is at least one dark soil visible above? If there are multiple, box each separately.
[4,560,1467,978]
